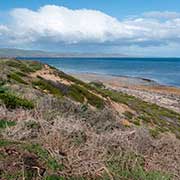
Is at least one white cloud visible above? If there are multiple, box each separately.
[0,5,180,55]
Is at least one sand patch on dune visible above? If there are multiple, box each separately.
[31,65,72,85]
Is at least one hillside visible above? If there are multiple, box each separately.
[0,48,126,58]
[0,59,180,179]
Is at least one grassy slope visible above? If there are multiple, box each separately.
[0,59,179,179]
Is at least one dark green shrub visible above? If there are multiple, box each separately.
[8,73,28,84]
[25,120,40,130]
[25,61,43,71]
[0,86,8,93]
[69,84,104,108]
[0,119,16,129]
[32,79,63,97]
[0,92,34,109]
[45,175,65,180]
[123,111,134,119]
[0,139,17,147]
[68,85,85,103]
[89,81,105,89]
[24,144,63,171]
[5,60,34,73]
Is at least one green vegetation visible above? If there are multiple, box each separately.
[32,78,63,97]
[89,81,105,89]
[25,60,43,71]
[0,139,17,147]
[0,91,34,109]
[69,84,104,108]
[4,59,43,73]
[0,172,22,180]
[0,119,16,129]
[32,76,104,108]
[45,175,65,180]
[24,143,64,171]
[0,59,179,179]
[95,88,180,138]
[68,84,85,103]
[123,111,134,119]
[8,72,28,84]
[0,86,8,93]
[25,120,40,130]
[104,153,171,180]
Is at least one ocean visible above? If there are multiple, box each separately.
[19,57,180,87]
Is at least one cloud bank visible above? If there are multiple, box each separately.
[1,5,180,56]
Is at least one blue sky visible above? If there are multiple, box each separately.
[2,0,180,19]
[1,0,180,56]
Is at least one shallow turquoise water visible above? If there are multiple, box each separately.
[20,57,180,87]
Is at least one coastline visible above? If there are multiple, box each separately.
[71,72,180,113]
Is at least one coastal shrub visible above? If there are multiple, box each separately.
[0,139,17,147]
[0,172,22,180]
[0,92,34,109]
[89,81,105,89]
[123,111,134,119]
[45,175,65,180]
[68,85,85,103]
[5,60,34,73]
[8,73,28,84]
[15,71,27,77]
[0,119,16,129]
[99,88,180,138]
[105,152,171,180]
[25,120,40,130]
[25,60,43,71]
[69,84,104,108]
[5,60,43,73]
[32,79,63,97]
[0,86,8,93]
[24,143,63,171]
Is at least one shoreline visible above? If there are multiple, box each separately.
[71,72,180,113]
[70,72,165,87]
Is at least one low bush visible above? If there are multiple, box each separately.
[32,79,63,97]
[69,84,104,108]
[0,92,34,109]
[24,143,63,171]
[8,73,28,84]
[0,119,16,129]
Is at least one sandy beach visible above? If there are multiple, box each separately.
[71,73,180,113]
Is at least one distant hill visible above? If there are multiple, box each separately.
[0,48,127,58]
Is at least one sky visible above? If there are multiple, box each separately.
[0,0,180,56]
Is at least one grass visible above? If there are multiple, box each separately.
[0,119,16,129]
[89,81,105,89]
[68,84,104,108]
[95,88,180,138]
[32,78,63,97]
[24,60,43,71]
[0,139,17,147]
[45,176,86,180]
[123,111,134,119]
[32,76,104,108]
[8,72,28,84]
[104,152,171,180]
[25,120,40,130]
[5,59,43,73]
[1,172,22,180]
[0,91,34,109]
[24,143,64,171]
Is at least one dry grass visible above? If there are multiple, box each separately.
[1,59,180,179]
